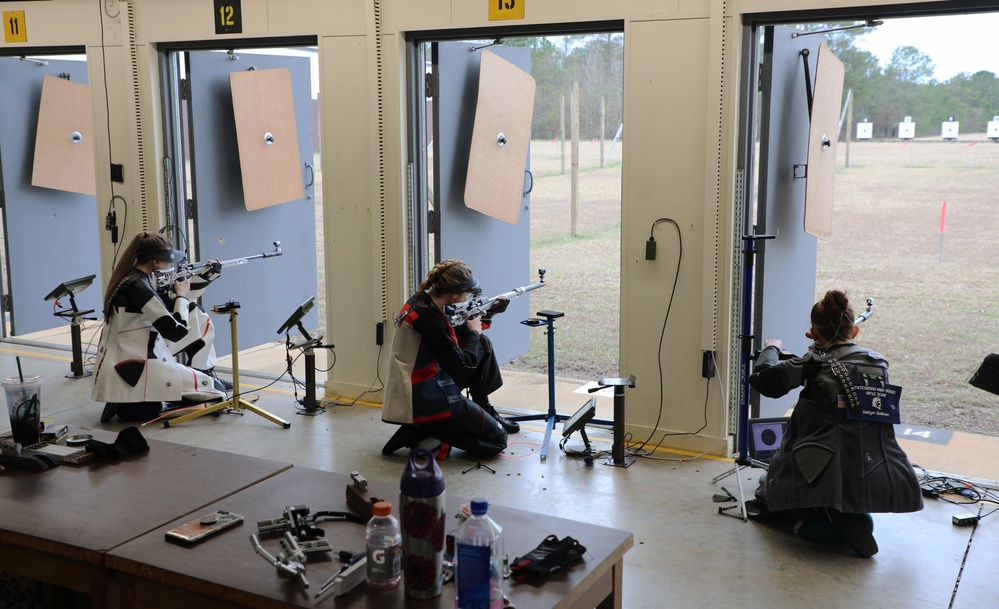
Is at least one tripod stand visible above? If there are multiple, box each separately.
[509,310,612,461]
[164,302,291,429]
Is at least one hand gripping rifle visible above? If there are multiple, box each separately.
[153,240,283,291]
[447,268,547,326]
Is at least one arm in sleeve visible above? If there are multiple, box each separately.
[119,278,194,343]
[412,309,482,387]
[748,346,806,399]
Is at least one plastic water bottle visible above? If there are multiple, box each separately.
[366,501,402,589]
[400,447,447,599]
[454,498,504,609]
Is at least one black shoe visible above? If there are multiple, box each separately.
[825,509,878,558]
[199,368,233,392]
[101,403,120,423]
[744,499,769,519]
[482,403,520,434]
[382,425,419,455]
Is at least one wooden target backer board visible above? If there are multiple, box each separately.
[464,50,536,224]
[31,75,96,196]
[230,68,304,211]
[804,43,845,240]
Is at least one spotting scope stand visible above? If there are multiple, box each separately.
[509,310,612,461]
[715,233,774,521]
[53,293,96,380]
[286,322,333,416]
[164,301,291,429]
[588,376,635,467]
[45,274,98,379]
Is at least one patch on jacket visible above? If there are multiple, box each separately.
[180,339,207,361]
[114,360,146,387]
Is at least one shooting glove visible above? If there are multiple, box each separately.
[481,297,510,325]
[509,535,586,582]
[490,296,510,315]
[193,261,223,281]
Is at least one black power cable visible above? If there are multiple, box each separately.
[630,217,685,453]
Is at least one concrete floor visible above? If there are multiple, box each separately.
[3,337,999,608]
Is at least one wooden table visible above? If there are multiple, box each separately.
[0,429,292,607]
[108,466,633,609]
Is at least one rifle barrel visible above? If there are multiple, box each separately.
[449,279,547,324]
[155,242,283,290]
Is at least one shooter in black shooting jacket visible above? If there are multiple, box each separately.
[749,290,922,557]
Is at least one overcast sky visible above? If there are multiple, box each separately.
[853,13,999,81]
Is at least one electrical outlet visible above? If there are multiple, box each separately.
[701,351,716,379]
[645,238,657,260]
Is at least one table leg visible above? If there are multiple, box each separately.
[595,558,624,609]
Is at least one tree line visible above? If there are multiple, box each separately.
[504,26,999,143]
[507,34,624,143]
[825,25,999,139]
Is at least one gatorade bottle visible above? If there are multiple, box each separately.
[366,501,402,589]
[454,498,504,609]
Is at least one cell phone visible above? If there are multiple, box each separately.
[165,510,244,544]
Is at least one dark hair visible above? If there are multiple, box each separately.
[417,260,474,295]
[810,290,855,346]
[102,231,172,320]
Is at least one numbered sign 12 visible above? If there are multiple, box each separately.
[214,0,242,35]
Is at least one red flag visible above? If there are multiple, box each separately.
[939,201,947,233]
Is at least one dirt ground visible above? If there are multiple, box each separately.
[817,135,999,436]
[504,139,623,379]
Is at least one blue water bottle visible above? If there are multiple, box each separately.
[399,448,446,599]
[454,498,504,609]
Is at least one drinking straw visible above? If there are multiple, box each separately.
[15,356,28,402]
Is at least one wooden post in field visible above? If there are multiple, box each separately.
[600,95,606,168]
[845,89,853,168]
[560,94,566,175]
[571,81,580,237]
